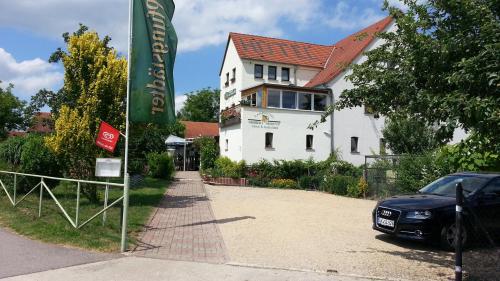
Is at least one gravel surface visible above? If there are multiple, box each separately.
[206,185,456,281]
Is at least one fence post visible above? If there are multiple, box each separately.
[13,174,17,205]
[38,178,44,217]
[75,182,81,227]
[120,173,130,252]
[455,181,463,281]
[103,179,109,225]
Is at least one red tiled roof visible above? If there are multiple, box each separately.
[181,121,219,139]
[28,112,53,134]
[306,16,393,87]
[8,131,26,137]
[229,33,334,69]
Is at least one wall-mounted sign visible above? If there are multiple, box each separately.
[248,112,280,129]
[224,89,236,100]
[95,158,122,178]
[96,122,120,152]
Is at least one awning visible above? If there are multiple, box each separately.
[165,135,191,146]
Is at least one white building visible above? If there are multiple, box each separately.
[219,17,395,165]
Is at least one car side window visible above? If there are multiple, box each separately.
[482,178,500,195]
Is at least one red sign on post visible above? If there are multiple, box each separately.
[96,122,120,153]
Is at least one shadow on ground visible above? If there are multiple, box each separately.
[372,234,454,270]
[178,216,256,227]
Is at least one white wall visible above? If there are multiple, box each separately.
[326,23,396,165]
[220,39,244,110]
[240,106,332,164]
[219,124,243,162]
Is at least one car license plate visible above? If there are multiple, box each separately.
[377,217,395,228]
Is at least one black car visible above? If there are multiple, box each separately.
[373,172,500,250]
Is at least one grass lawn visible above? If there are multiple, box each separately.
[0,175,168,252]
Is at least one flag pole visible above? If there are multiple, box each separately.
[121,0,134,253]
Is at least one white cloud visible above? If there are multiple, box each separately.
[0,0,323,54]
[175,94,187,113]
[324,1,385,31]
[0,48,63,100]
[174,0,322,52]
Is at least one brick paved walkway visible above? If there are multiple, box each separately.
[133,172,228,263]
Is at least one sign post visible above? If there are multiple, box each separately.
[95,158,122,225]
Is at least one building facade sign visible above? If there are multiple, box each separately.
[224,89,236,100]
[248,112,280,130]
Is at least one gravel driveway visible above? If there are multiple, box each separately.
[206,185,455,281]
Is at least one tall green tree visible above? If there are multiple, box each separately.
[0,82,26,139]
[43,25,127,201]
[335,0,499,143]
[382,115,444,154]
[177,88,220,122]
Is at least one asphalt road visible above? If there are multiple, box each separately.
[0,228,119,279]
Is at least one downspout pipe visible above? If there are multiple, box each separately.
[327,87,335,156]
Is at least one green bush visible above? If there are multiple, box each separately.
[298,175,323,190]
[19,134,61,192]
[248,159,276,179]
[321,175,357,195]
[129,159,146,175]
[347,177,369,198]
[269,179,297,189]
[194,137,219,170]
[213,156,246,178]
[248,177,271,187]
[273,159,309,180]
[0,136,26,168]
[437,134,500,172]
[329,160,363,177]
[147,152,175,179]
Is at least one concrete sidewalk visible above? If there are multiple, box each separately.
[3,256,379,281]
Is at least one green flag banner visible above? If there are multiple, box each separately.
[129,0,177,124]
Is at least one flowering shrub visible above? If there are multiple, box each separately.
[269,179,297,189]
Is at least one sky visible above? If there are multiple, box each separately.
[0,0,404,112]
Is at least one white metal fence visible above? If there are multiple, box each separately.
[0,170,129,250]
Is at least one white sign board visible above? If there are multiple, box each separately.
[95,158,122,178]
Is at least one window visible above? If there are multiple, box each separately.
[265,133,274,149]
[306,135,314,150]
[314,95,327,111]
[267,89,281,108]
[482,179,500,195]
[250,93,257,106]
[225,139,229,151]
[351,137,359,153]
[268,66,277,80]
[298,93,312,110]
[256,90,263,107]
[282,91,297,109]
[231,68,236,82]
[281,67,290,81]
[244,91,262,107]
[225,73,229,86]
[380,138,387,155]
[254,64,263,78]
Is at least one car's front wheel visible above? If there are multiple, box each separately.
[440,223,468,251]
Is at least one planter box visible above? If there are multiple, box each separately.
[203,176,249,186]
